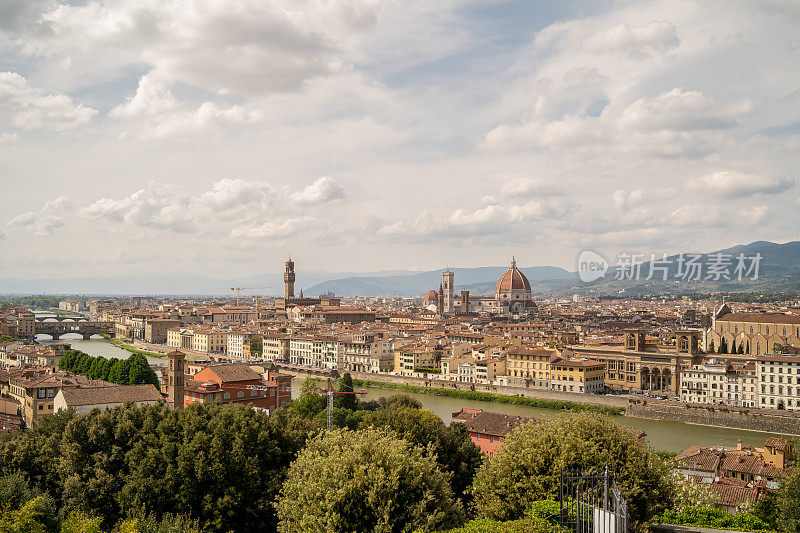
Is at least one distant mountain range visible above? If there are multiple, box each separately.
[1,241,798,297]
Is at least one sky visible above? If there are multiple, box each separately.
[1,0,799,280]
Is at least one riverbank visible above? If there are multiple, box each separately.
[110,339,166,359]
[351,378,623,415]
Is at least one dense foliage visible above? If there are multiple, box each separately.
[659,507,777,533]
[276,428,465,532]
[59,349,160,388]
[351,378,623,415]
[775,463,800,533]
[435,517,570,533]
[471,412,672,527]
[0,403,315,532]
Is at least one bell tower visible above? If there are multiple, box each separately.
[284,257,296,299]
[165,350,185,410]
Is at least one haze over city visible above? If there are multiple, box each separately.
[2,0,800,280]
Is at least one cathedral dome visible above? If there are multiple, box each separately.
[424,290,439,303]
[495,257,531,293]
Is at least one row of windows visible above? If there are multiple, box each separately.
[729,325,799,336]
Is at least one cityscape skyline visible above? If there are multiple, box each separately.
[1,1,799,279]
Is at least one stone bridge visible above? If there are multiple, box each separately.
[35,319,114,340]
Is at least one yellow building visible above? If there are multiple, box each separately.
[506,347,557,388]
[550,358,605,394]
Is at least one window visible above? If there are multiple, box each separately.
[223,393,230,399]
[238,391,244,398]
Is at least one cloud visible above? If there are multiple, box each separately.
[80,177,344,239]
[612,189,645,210]
[498,176,562,198]
[290,177,346,205]
[0,132,19,146]
[11,0,383,97]
[484,88,750,156]
[110,73,260,138]
[6,196,72,236]
[582,21,679,56]
[688,171,795,198]
[617,89,749,133]
[0,72,97,131]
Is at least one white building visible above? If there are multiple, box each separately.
[757,354,800,411]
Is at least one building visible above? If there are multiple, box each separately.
[451,408,535,456]
[54,384,164,414]
[708,307,800,356]
[548,356,605,394]
[505,347,558,388]
[679,360,757,407]
[261,333,290,362]
[442,270,454,314]
[756,354,800,411]
[145,318,180,344]
[182,363,292,414]
[164,351,185,409]
[227,331,254,359]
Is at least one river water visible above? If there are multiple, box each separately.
[290,381,790,453]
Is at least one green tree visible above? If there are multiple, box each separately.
[0,495,58,533]
[471,412,671,528]
[276,428,464,532]
[709,340,715,353]
[360,407,483,502]
[249,335,262,357]
[334,373,357,410]
[776,463,800,533]
[720,338,729,354]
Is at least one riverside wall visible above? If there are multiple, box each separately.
[626,399,800,436]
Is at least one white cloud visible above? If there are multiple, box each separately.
[290,177,346,205]
[80,177,344,240]
[0,72,97,131]
[498,176,562,198]
[5,196,72,236]
[612,189,645,209]
[617,89,749,133]
[688,171,795,198]
[110,73,260,138]
[582,21,679,56]
[0,132,19,146]
[14,0,384,97]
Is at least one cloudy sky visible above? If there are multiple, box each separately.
[1,0,799,280]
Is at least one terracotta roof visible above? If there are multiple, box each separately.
[451,408,536,437]
[717,313,800,325]
[764,437,789,451]
[707,482,761,507]
[202,364,261,382]
[496,264,531,293]
[675,446,722,472]
[60,384,163,406]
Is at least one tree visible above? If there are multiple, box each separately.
[731,340,737,354]
[334,373,357,410]
[276,428,464,532]
[1,403,312,532]
[360,407,483,502]
[471,412,672,528]
[776,463,800,533]
[719,338,729,354]
[709,340,715,353]
[249,335,262,357]
[738,343,745,355]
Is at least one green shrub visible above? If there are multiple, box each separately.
[434,517,570,532]
[659,506,777,533]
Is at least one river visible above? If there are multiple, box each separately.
[290,381,788,453]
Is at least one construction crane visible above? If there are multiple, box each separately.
[230,286,271,306]
[303,378,367,430]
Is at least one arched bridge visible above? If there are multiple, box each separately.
[35,319,114,340]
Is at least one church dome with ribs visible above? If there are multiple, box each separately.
[495,257,531,293]
[424,290,439,303]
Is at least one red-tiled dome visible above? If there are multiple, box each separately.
[424,290,439,302]
[495,257,531,293]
